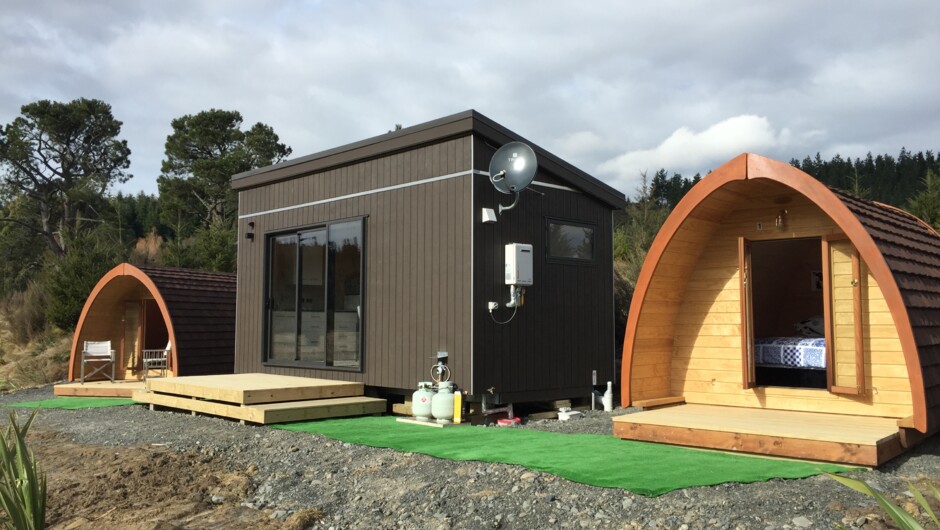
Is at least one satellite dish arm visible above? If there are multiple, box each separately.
[498,192,522,215]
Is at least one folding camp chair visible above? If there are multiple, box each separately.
[141,342,170,380]
[80,340,116,383]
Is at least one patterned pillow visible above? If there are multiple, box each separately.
[795,316,824,337]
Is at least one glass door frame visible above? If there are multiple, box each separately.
[262,216,365,371]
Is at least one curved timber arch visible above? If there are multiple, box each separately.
[621,153,933,433]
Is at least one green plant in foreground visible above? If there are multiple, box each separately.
[0,411,46,530]
[827,473,940,530]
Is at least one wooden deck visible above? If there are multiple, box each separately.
[54,380,146,398]
[133,373,386,425]
[612,404,905,466]
[144,373,363,404]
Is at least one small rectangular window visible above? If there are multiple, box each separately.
[547,220,595,261]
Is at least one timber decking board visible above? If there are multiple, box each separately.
[145,373,363,404]
[54,380,145,398]
[613,404,899,444]
[133,390,385,424]
[613,404,903,465]
[632,396,686,409]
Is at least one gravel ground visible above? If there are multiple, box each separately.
[3,385,940,529]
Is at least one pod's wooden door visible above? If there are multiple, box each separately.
[123,301,141,372]
[739,237,755,389]
[823,237,866,395]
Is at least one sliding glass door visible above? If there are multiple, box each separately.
[266,219,363,370]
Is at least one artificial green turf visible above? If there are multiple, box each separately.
[1,397,136,409]
[274,416,855,497]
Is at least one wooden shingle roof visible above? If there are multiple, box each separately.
[136,266,237,376]
[833,190,940,426]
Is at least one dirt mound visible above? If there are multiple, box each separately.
[30,431,277,530]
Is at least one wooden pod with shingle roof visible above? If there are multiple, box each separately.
[67,263,236,381]
[615,153,940,465]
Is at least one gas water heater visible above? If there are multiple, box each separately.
[504,243,532,308]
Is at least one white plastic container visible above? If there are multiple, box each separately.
[412,382,435,421]
[602,381,614,412]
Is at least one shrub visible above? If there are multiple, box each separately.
[44,233,123,330]
[0,411,46,530]
[0,283,47,346]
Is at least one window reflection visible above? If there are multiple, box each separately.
[266,220,363,369]
[548,222,595,260]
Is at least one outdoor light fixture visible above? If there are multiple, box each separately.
[245,221,255,240]
[775,209,788,231]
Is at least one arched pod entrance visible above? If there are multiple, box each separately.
[621,153,936,434]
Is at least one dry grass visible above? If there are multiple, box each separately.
[0,284,47,346]
[280,508,325,530]
[0,330,70,392]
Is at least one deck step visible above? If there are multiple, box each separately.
[632,396,685,410]
[54,381,145,398]
[133,389,385,424]
[145,373,363,405]
[613,404,904,466]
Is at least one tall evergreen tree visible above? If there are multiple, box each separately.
[157,109,291,272]
[907,169,940,230]
[158,109,291,233]
[0,98,131,257]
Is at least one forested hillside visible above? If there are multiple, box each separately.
[0,98,290,388]
[1,96,937,388]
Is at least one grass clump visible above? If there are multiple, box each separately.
[0,411,46,530]
[829,473,940,529]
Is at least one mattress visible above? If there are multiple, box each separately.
[754,337,827,369]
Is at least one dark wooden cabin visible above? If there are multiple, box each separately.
[231,110,627,403]
[67,263,236,381]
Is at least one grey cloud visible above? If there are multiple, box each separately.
[1,1,938,198]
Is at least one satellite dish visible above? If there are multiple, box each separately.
[488,142,538,214]
[489,141,537,194]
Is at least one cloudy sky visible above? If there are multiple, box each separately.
[2,1,939,198]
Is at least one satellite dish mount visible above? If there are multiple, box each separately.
[488,142,538,214]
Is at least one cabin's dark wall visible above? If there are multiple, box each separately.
[471,137,616,402]
[233,112,624,403]
[235,137,474,390]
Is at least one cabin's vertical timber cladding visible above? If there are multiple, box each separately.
[235,137,473,391]
[472,137,616,402]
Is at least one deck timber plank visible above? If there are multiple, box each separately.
[54,381,145,398]
[133,390,386,424]
[633,396,686,409]
[612,404,905,466]
[145,373,363,404]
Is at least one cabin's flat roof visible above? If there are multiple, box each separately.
[231,110,627,209]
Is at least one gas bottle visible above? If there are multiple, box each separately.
[412,382,435,421]
[431,381,455,424]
